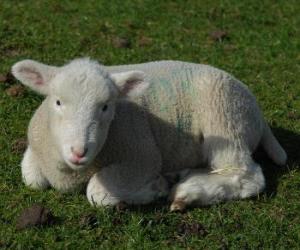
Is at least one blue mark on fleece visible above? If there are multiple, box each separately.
[148,76,176,113]
[173,67,194,133]
[148,67,195,133]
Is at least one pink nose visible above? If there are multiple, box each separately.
[71,146,87,159]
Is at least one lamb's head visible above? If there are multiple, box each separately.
[12,58,149,170]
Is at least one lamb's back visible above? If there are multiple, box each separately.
[106,61,222,170]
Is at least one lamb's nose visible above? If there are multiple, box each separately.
[71,146,88,158]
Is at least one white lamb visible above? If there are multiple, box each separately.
[11,58,287,211]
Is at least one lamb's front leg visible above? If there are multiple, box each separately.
[86,164,169,207]
[21,147,50,189]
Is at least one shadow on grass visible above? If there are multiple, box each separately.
[254,126,300,197]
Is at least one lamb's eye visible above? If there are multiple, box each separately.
[56,100,61,106]
[102,104,108,112]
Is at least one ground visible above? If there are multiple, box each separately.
[0,0,299,249]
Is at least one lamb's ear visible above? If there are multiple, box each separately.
[11,59,59,95]
[110,71,150,98]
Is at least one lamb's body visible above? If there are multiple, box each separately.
[106,61,265,172]
[16,60,287,210]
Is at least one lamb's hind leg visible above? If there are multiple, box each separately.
[170,150,265,211]
[21,147,49,189]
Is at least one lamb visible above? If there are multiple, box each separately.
[11,58,287,211]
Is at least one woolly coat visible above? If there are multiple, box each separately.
[28,61,270,192]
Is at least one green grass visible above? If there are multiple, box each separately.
[0,0,299,249]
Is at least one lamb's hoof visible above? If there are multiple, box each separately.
[170,199,186,212]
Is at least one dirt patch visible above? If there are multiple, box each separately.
[112,217,123,226]
[138,36,153,47]
[112,37,131,48]
[287,111,299,120]
[0,74,7,83]
[209,30,229,42]
[176,221,208,238]
[11,138,27,154]
[16,204,56,230]
[79,214,98,229]
[6,84,25,97]
[0,72,16,84]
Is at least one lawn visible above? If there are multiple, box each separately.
[0,0,299,249]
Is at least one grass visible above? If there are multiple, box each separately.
[0,0,299,249]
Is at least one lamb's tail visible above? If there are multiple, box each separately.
[261,121,287,166]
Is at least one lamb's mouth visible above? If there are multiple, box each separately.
[70,157,88,165]
[66,158,90,171]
